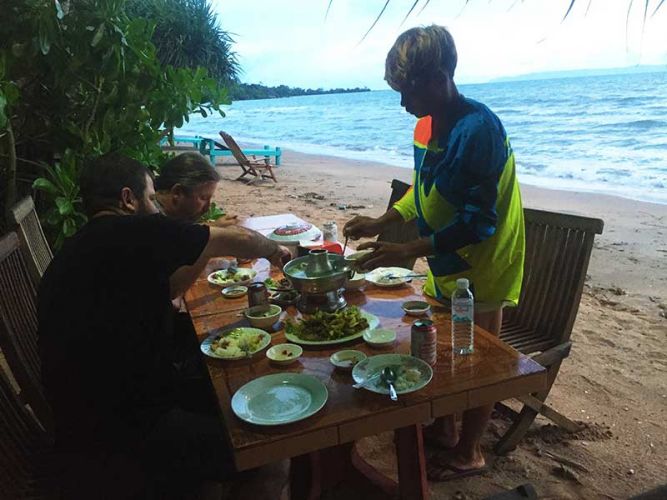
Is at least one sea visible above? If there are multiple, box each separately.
[179,71,667,205]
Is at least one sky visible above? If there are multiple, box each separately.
[212,0,667,89]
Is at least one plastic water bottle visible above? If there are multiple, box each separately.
[451,278,474,355]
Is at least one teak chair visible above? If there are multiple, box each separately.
[382,179,604,453]
[8,196,53,287]
[0,360,54,499]
[219,131,278,185]
[495,207,603,453]
[0,232,53,433]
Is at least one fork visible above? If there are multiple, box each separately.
[386,273,427,279]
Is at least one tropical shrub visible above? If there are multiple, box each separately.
[0,0,231,246]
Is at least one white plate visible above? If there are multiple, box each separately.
[363,328,396,347]
[365,267,414,288]
[285,310,380,346]
[207,268,257,287]
[352,354,433,395]
[200,327,271,360]
[232,373,328,426]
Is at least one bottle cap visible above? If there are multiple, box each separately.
[456,278,469,289]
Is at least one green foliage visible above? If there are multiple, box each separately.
[199,201,225,222]
[126,0,239,85]
[0,0,232,246]
[229,82,371,101]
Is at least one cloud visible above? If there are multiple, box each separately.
[212,0,667,88]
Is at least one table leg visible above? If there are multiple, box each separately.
[395,424,429,500]
[290,453,321,500]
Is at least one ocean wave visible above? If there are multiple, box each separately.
[181,73,667,204]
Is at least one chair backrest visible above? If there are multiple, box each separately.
[9,196,53,286]
[500,208,604,354]
[0,232,52,431]
[219,131,252,167]
[377,179,420,270]
[0,360,49,499]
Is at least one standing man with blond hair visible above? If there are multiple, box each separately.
[344,25,525,481]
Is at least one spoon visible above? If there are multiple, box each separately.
[382,366,398,402]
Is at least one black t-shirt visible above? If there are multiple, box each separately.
[38,214,209,451]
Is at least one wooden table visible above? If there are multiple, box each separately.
[185,261,547,500]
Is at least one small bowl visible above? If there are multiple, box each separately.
[221,285,248,298]
[330,350,367,371]
[345,249,375,271]
[345,272,366,291]
[363,328,397,348]
[244,304,282,329]
[266,343,303,365]
[401,300,431,316]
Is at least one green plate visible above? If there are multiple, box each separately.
[352,354,433,395]
[284,310,380,346]
[201,327,271,360]
[231,373,328,426]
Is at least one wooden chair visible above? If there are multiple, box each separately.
[495,208,603,453]
[0,232,53,433]
[380,180,605,452]
[0,359,53,499]
[376,179,420,270]
[8,196,53,286]
[219,131,278,185]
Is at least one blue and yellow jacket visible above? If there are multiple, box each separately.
[394,97,525,305]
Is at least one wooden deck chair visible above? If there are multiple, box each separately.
[0,360,55,499]
[376,179,420,270]
[8,196,53,286]
[219,131,278,185]
[495,208,603,453]
[0,232,53,433]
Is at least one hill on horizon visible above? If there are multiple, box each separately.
[490,64,667,83]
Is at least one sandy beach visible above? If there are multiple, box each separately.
[209,146,666,500]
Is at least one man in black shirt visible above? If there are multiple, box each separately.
[38,153,290,497]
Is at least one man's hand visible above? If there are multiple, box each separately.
[355,241,409,269]
[343,216,382,240]
[210,214,239,228]
[267,245,292,268]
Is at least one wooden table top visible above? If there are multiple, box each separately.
[185,265,547,471]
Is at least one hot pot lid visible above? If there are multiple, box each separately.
[268,223,321,243]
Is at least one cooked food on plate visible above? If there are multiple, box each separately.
[209,269,254,285]
[285,306,369,341]
[210,328,264,357]
[375,365,423,392]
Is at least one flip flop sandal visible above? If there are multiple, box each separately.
[427,461,490,482]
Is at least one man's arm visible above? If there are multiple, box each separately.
[169,225,286,299]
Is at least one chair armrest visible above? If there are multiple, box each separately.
[530,341,572,367]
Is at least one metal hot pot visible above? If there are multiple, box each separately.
[282,249,354,313]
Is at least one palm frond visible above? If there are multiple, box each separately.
[324,0,333,21]
[562,0,577,21]
[399,0,421,27]
[417,0,431,16]
[585,0,593,16]
[626,0,635,49]
[358,0,390,45]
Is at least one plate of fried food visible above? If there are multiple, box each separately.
[284,306,379,346]
[207,268,257,287]
[200,327,271,360]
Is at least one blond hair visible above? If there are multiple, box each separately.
[385,25,457,91]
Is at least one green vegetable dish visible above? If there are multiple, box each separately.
[285,306,369,341]
[200,201,226,222]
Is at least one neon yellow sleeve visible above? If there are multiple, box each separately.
[393,178,417,222]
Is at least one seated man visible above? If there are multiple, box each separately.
[38,153,290,497]
[155,151,238,226]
